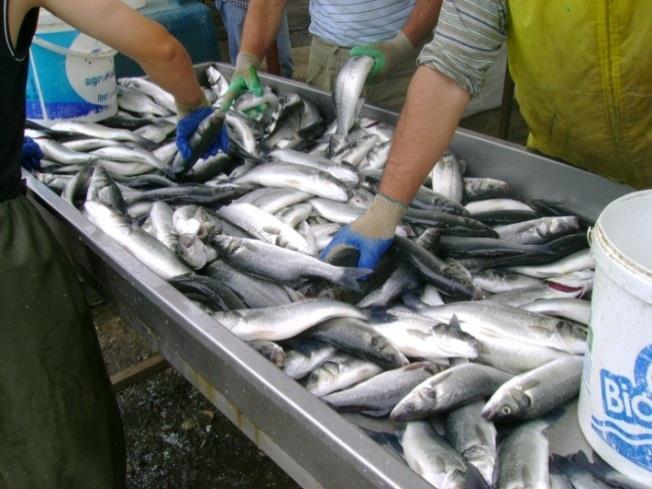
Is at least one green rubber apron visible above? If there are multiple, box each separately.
[0,195,125,489]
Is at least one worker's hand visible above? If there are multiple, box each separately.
[220,52,263,111]
[320,193,407,270]
[350,31,415,83]
[21,136,43,171]
[176,106,229,160]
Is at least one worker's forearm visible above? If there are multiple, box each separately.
[379,66,470,203]
[240,0,288,58]
[135,29,204,106]
[401,0,443,47]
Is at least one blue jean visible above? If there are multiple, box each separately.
[215,0,294,79]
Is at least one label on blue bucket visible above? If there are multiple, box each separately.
[591,344,652,473]
[26,30,117,121]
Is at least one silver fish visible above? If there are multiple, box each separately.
[211,235,370,289]
[306,317,408,369]
[36,138,99,165]
[370,316,479,361]
[464,177,510,201]
[482,355,584,421]
[465,198,535,215]
[177,233,217,270]
[420,284,445,306]
[91,144,164,170]
[486,283,583,307]
[49,120,154,147]
[204,260,294,308]
[97,159,156,177]
[521,298,591,325]
[329,56,374,155]
[401,421,468,489]
[422,301,587,354]
[247,340,285,368]
[146,201,177,250]
[84,201,191,280]
[134,120,176,144]
[172,205,202,236]
[322,362,440,417]
[333,134,379,167]
[445,401,497,486]
[117,84,171,117]
[234,162,350,202]
[309,198,363,224]
[431,152,464,204]
[305,353,383,397]
[225,111,262,158]
[207,65,230,97]
[390,363,511,420]
[359,140,390,171]
[510,249,595,278]
[495,216,582,245]
[62,137,121,152]
[216,202,316,255]
[85,165,125,211]
[269,148,360,185]
[275,203,313,229]
[283,340,336,380]
[476,333,570,374]
[498,420,550,489]
[120,77,176,113]
[210,299,365,341]
[473,269,543,294]
[359,118,394,142]
[236,187,311,214]
[357,264,415,308]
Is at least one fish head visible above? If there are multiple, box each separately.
[390,385,436,421]
[194,208,222,239]
[481,388,529,421]
[371,334,409,367]
[177,233,208,270]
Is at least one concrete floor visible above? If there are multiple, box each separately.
[97,3,531,488]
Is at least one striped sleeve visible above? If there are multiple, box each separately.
[417,0,507,96]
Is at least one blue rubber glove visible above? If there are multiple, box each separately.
[21,136,43,171]
[176,107,229,160]
[320,225,394,270]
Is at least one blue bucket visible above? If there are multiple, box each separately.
[26,10,118,122]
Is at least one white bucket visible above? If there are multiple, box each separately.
[26,9,118,122]
[578,189,652,485]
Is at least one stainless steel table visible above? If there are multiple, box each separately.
[25,62,633,489]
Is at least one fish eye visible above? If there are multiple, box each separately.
[502,406,511,415]
[370,337,378,346]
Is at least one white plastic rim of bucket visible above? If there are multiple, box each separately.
[31,35,116,59]
[590,189,652,304]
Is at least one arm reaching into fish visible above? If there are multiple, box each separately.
[320,193,407,270]
[39,0,228,168]
[350,0,442,83]
[221,0,288,109]
[321,68,469,270]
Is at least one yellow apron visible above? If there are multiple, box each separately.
[506,1,652,188]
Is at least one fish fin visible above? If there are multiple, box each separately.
[359,307,398,323]
[360,408,390,417]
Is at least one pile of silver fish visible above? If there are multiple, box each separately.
[28,60,636,489]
